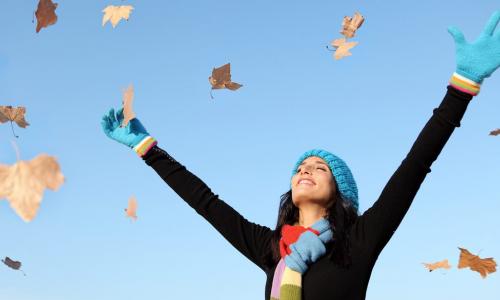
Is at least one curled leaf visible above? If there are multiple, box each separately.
[489,128,500,136]
[340,12,364,38]
[35,0,58,33]
[422,259,452,272]
[458,247,497,278]
[208,63,242,98]
[2,257,26,275]
[121,85,135,127]
[125,195,137,221]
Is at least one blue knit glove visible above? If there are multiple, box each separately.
[448,11,500,83]
[101,108,157,156]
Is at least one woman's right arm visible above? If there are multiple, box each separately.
[142,145,274,272]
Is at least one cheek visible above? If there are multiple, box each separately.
[320,176,336,193]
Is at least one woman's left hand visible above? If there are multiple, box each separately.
[448,11,500,83]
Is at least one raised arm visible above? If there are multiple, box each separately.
[142,145,274,271]
[354,11,500,254]
[355,85,472,253]
[101,110,273,272]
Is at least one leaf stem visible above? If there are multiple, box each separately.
[10,121,19,138]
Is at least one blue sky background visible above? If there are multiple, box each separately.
[1,1,499,299]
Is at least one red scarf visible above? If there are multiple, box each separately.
[279,224,320,258]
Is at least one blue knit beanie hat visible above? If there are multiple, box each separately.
[291,149,359,212]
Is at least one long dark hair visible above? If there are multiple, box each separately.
[270,189,359,268]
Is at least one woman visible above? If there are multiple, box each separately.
[101,12,500,300]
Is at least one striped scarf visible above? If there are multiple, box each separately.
[270,218,333,300]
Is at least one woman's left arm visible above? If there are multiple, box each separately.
[354,11,500,254]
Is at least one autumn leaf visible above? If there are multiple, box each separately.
[2,257,26,276]
[125,195,137,221]
[422,259,452,272]
[102,5,134,28]
[0,106,30,138]
[121,85,135,127]
[208,63,242,98]
[0,154,65,222]
[0,106,30,127]
[330,38,358,60]
[340,12,364,39]
[0,106,29,126]
[489,128,500,136]
[35,0,58,33]
[457,247,497,278]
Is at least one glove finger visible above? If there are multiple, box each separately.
[107,108,116,124]
[109,108,121,128]
[448,26,466,45]
[101,118,112,137]
[104,114,115,130]
[101,115,110,129]
[482,10,500,36]
[116,107,125,125]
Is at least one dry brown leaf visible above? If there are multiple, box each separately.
[35,0,58,33]
[458,247,497,278]
[422,259,452,272]
[2,257,26,275]
[330,38,358,60]
[489,128,500,136]
[102,5,134,28]
[125,195,137,221]
[0,154,65,222]
[0,106,30,128]
[121,85,135,127]
[340,12,364,38]
[209,63,242,96]
[0,106,30,138]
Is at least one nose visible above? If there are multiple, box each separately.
[300,165,314,174]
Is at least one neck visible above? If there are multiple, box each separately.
[294,205,328,228]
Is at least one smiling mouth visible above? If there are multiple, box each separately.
[298,179,315,186]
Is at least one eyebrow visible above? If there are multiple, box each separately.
[298,160,329,166]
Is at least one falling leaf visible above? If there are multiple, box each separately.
[208,63,242,98]
[457,247,497,278]
[0,106,30,138]
[0,106,30,128]
[2,257,26,275]
[422,259,452,272]
[340,12,364,39]
[330,38,358,60]
[35,0,58,33]
[102,5,134,28]
[125,195,137,221]
[331,38,345,48]
[121,85,135,127]
[0,154,65,222]
[489,129,500,136]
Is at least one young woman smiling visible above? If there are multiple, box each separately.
[101,11,500,300]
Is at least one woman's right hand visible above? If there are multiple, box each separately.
[101,107,151,149]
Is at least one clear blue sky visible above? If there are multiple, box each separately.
[1,1,499,299]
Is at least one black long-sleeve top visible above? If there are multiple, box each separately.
[142,86,473,300]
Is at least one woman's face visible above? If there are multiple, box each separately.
[291,156,336,207]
